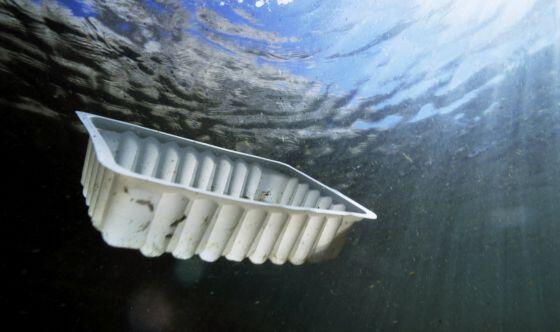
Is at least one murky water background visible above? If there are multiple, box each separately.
[2,0,559,330]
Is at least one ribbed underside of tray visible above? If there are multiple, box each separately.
[80,131,356,264]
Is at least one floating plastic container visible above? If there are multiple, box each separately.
[77,111,376,265]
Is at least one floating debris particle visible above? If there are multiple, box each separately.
[402,152,413,163]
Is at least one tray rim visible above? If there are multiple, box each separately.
[77,111,377,221]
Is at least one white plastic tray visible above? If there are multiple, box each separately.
[78,111,376,265]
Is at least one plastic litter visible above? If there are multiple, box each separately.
[77,111,376,265]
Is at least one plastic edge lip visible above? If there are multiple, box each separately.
[76,111,378,221]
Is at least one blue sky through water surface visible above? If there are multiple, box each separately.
[49,0,559,129]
